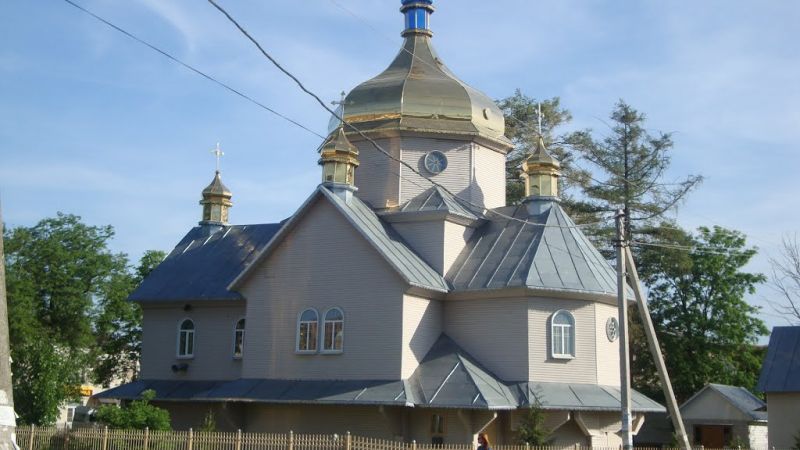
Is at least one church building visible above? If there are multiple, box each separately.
[99,1,663,445]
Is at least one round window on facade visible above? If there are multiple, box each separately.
[423,151,448,175]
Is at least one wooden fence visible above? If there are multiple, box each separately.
[14,426,721,450]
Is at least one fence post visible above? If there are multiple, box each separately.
[411,439,416,450]
[27,424,35,450]
[236,429,242,450]
[345,431,351,450]
[188,428,194,450]
[288,430,294,450]
[575,443,580,450]
[525,443,529,450]
[100,426,108,450]
[144,427,150,450]
[64,428,70,450]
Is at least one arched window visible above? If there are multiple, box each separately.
[551,310,575,358]
[233,318,245,358]
[322,308,344,352]
[177,319,195,358]
[297,309,319,353]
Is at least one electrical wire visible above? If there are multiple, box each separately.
[60,0,325,140]
[205,0,609,230]
[629,240,754,257]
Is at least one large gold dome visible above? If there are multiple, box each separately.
[336,2,511,150]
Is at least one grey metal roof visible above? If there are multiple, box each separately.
[320,187,449,292]
[406,334,517,409]
[393,186,479,222]
[757,325,800,393]
[702,384,767,421]
[447,201,618,296]
[94,379,410,406]
[510,381,665,413]
[129,223,282,302]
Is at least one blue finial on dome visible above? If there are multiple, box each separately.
[400,0,434,37]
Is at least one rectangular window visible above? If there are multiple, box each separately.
[299,322,318,351]
[233,330,244,358]
[324,321,343,351]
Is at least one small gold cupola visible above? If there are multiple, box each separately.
[522,136,561,199]
[319,124,360,188]
[199,144,232,226]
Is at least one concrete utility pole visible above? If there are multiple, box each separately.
[615,210,633,449]
[624,247,691,450]
[0,205,18,450]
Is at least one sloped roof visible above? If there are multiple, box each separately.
[405,334,517,409]
[757,326,800,393]
[94,379,410,407]
[510,381,665,413]
[322,188,449,292]
[231,186,448,293]
[393,186,479,222]
[702,384,767,421]
[129,223,282,302]
[447,201,618,296]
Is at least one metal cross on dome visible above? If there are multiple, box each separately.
[211,142,224,172]
[331,91,347,125]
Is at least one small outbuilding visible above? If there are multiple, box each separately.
[758,326,800,449]
[679,384,767,448]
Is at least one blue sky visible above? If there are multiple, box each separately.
[2,1,799,336]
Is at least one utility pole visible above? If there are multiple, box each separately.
[624,247,691,450]
[615,210,633,449]
[0,205,17,450]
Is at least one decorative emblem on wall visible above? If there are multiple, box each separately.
[606,317,619,342]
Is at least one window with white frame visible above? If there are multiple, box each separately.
[322,308,344,352]
[550,310,575,358]
[177,319,195,358]
[297,309,318,352]
[233,318,245,358]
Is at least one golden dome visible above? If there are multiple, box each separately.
[338,2,511,150]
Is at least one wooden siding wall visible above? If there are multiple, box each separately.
[392,221,472,276]
[594,302,620,386]
[528,298,597,384]
[472,143,506,209]
[392,221,445,274]
[398,137,473,207]
[140,304,245,380]
[443,222,474,275]
[443,298,529,381]
[239,198,407,380]
[353,137,401,209]
[767,392,800,448]
[244,404,401,438]
[401,295,443,378]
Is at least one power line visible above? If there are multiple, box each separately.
[206,0,607,230]
[60,0,325,140]
[630,240,754,257]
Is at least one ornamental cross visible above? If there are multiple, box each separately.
[211,142,224,172]
[537,102,543,137]
[331,91,347,125]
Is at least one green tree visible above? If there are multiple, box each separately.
[633,225,768,402]
[4,213,162,424]
[94,250,165,386]
[498,90,592,206]
[95,389,171,430]
[568,100,702,245]
[516,403,551,445]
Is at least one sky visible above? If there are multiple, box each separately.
[1,1,799,338]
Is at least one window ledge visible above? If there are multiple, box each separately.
[176,355,194,360]
[550,354,574,360]
[321,349,343,355]
[232,355,243,360]
[295,350,318,355]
